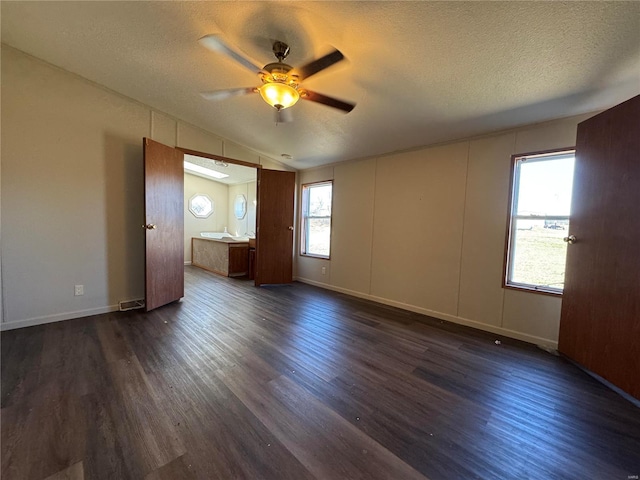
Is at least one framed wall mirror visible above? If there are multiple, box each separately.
[234,194,247,220]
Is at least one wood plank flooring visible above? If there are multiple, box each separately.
[2,265,639,479]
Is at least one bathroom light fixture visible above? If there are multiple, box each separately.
[183,161,229,179]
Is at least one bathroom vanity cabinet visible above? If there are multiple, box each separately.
[191,237,249,277]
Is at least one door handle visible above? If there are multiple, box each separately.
[563,234,576,244]
[288,226,294,231]
[143,224,157,230]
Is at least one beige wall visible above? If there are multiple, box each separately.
[1,46,288,329]
[224,141,259,164]
[184,174,229,263]
[259,156,292,172]
[296,166,334,282]
[0,44,592,342]
[246,180,257,237]
[297,114,594,348]
[331,159,376,294]
[227,182,257,238]
[2,46,149,327]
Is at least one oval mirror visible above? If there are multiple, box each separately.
[234,194,247,220]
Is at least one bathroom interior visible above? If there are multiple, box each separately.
[183,153,258,278]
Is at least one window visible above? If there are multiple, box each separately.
[188,193,214,218]
[505,149,575,294]
[301,181,333,258]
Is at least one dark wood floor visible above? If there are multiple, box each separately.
[2,266,639,480]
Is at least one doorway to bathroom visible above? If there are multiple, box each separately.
[143,139,295,312]
[183,153,258,265]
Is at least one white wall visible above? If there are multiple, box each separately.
[0,46,290,330]
[296,114,594,348]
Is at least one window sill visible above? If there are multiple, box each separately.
[300,253,330,260]
[503,284,563,298]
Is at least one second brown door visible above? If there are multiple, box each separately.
[558,95,640,399]
[255,169,296,286]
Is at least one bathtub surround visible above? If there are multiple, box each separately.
[1,46,293,330]
[192,237,250,277]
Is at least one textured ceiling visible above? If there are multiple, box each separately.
[2,1,639,168]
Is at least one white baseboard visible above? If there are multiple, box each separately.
[0,305,120,331]
[294,276,558,349]
[184,261,192,265]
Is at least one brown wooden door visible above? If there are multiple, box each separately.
[255,169,296,286]
[143,138,184,311]
[558,95,640,399]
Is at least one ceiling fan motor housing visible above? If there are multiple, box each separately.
[262,63,298,84]
[272,40,290,62]
[261,41,300,90]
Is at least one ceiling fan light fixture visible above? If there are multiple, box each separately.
[259,82,300,110]
[199,36,355,114]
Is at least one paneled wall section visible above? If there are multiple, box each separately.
[297,114,594,347]
[1,46,290,329]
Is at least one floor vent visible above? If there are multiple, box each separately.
[119,299,145,311]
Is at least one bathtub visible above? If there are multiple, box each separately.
[200,231,233,239]
[200,232,252,241]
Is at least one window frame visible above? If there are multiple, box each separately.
[300,180,333,259]
[503,147,575,296]
[188,193,214,218]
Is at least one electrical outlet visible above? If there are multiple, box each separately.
[321,267,326,275]
[74,284,84,296]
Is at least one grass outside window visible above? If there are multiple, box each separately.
[505,149,575,295]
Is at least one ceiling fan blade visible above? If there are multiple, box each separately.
[301,90,356,113]
[295,49,345,80]
[200,87,257,101]
[274,108,294,124]
[198,34,265,74]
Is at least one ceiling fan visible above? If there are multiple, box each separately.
[198,35,356,120]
